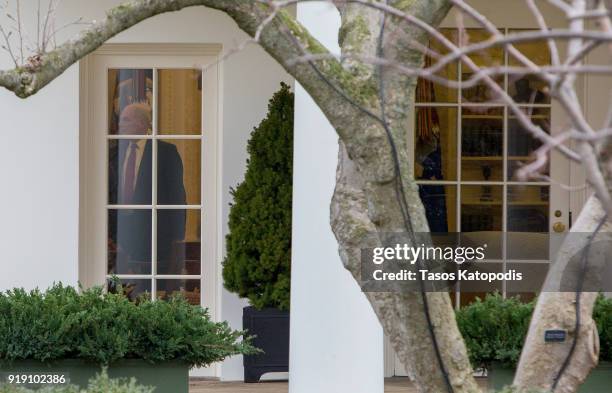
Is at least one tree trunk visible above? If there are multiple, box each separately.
[331,143,480,393]
[514,196,610,392]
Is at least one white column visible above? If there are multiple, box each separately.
[289,4,384,393]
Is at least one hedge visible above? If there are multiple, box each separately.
[456,293,612,369]
[0,284,255,367]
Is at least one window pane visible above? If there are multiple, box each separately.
[158,69,202,135]
[108,209,152,274]
[108,69,153,135]
[461,29,504,103]
[157,279,201,305]
[108,279,152,302]
[507,185,549,232]
[507,185,549,260]
[416,28,458,103]
[157,209,200,275]
[461,185,502,259]
[157,140,199,205]
[418,185,457,232]
[108,139,152,205]
[461,107,503,181]
[460,185,503,232]
[507,29,551,104]
[507,107,551,181]
[414,107,457,181]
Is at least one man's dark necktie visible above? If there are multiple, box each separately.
[123,142,138,204]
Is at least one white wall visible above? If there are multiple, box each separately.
[0,1,292,380]
[0,67,79,291]
[289,3,384,393]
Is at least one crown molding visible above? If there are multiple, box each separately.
[92,43,222,56]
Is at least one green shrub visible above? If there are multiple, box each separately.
[456,293,612,369]
[0,284,255,367]
[457,293,533,368]
[594,295,612,362]
[222,83,294,310]
[456,293,534,369]
[0,369,152,393]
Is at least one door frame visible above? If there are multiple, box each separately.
[78,43,222,322]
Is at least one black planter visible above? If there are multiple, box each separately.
[243,306,290,383]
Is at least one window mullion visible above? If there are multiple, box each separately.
[151,68,159,301]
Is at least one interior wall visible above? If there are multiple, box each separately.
[0,1,293,380]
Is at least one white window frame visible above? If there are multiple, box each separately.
[78,43,222,319]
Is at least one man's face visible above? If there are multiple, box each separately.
[118,106,149,135]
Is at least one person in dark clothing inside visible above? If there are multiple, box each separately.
[108,103,186,275]
[418,142,449,233]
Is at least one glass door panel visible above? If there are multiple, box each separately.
[106,67,203,303]
[461,184,503,232]
[414,107,457,181]
[461,29,504,103]
[158,69,202,135]
[416,28,458,103]
[108,69,153,135]
[418,185,457,232]
[507,29,551,104]
[507,107,551,180]
[461,107,503,181]
[413,28,567,307]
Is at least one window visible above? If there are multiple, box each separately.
[106,68,203,304]
[413,29,557,306]
[80,45,221,311]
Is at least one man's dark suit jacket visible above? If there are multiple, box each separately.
[108,140,186,274]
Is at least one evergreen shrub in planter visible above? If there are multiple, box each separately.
[456,293,612,392]
[222,83,293,382]
[0,284,254,393]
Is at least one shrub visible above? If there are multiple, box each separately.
[0,284,255,367]
[456,293,535,369]
[456,293,612,369]
[0,370,152,393]
[222,83,294,310]
[594,295,612,362]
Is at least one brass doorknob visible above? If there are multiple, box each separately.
[553,221,566,233]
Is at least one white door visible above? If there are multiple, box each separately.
[387,27,576,377]
[80,44,220,317]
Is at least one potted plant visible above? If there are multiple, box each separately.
[222,83,293,383]
[0,284,254,393]
[456,293,612,392]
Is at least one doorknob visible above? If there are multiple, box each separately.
[552,221,566,233]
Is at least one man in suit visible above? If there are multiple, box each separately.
[108,103,186,275]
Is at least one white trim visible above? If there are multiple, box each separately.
[78,55,92,286]
[92,43,223,56]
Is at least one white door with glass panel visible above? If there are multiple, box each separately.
[81,45,219,315]
[390,28,573,377]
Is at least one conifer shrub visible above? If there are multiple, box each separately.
[456,293,612,369]
[222,83,293,310]
[0,284,255,367]
[456,293,534,369]
[594,295,612,362]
